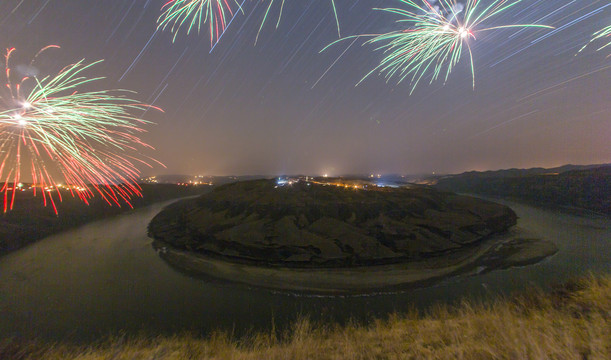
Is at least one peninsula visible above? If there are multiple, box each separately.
[148,179,557,293]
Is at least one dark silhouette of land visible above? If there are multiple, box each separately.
[434,165,611,216]
[147,179,558,293]
[149,179,518,267]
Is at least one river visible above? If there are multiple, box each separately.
[1,198,609,342]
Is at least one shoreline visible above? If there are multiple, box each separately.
[146,180,557,294]
[0,185,207,257]
[153,233,558,294]
[463,193,611,219]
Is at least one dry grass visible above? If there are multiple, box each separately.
[2,274,609,360]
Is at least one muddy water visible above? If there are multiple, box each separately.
[0,198,609,341]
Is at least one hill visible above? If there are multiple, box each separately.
[434,166,611,216]
[149,179,519,269]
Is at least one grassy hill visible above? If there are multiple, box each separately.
[149,179,518,268]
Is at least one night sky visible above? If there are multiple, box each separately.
[1,0,609,177]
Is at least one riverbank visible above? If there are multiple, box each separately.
[2,195,608,346]
[434,165,611,217]
[3,273,608,359]
[147,179,559,293]
[0,184,209,256]
[153,235,558,294]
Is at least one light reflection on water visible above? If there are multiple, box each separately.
[0,198,609,342]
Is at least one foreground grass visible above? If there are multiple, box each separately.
[2,274,609,360]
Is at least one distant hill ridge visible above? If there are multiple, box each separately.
[443,164,611,179]
[435,165,611,216]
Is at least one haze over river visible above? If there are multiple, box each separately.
[1,197,609,342]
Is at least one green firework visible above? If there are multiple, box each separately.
[157,0,241,45]
[323,0,552,94]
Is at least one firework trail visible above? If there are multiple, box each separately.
[157,0,242,45]
[256,0,341,44]
[0,46,163,213]
[579,25,611,54]
[157,1,341,46]
[323,0,552,94]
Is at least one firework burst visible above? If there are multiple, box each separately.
[157,0,242,45]
[323,0,552,94]
[157,1,342,46]
[0,46,163,213]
